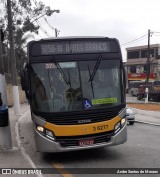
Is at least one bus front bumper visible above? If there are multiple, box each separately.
[34,123,127,153]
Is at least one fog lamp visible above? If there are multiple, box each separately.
[115,122,121,133]
[46,130,55,140]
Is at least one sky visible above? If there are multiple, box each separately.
[1,0,160,61]
[37,0,160,61]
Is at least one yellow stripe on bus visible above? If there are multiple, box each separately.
[44,116,120,136]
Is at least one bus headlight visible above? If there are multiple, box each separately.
[37,126,44,133]
[121,118,126,127]
[114,118,126,133]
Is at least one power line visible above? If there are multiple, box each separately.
[152,34,160,37]
[36,21,51,37]
[44,17,60,37]
[121,34,148,46]
[152,31,160,34]
[44,17,55,30]
[32,0,59,36]
[37,32,43,38]
[121,31,160,47]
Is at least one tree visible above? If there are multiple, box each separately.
[3,0,54,74]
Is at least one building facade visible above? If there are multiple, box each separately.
[126,44,160,82]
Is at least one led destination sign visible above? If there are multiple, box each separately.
[30,40,118,56]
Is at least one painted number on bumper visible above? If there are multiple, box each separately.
[93,124,108,132]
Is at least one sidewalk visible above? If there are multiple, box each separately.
[0,103,37,177]
[126,94,160,125]
[132,108,160,126]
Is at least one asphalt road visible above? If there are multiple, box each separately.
[19,113,160,177]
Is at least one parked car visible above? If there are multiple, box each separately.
[126,105,135,125]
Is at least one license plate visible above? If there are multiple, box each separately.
[79,139,94,146]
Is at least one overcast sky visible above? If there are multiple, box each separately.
[1,0,160,60]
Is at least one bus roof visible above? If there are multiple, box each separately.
[32,36,117,42]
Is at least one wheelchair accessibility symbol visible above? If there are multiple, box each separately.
[83,100,92,109]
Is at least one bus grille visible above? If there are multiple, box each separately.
[35,104,124,125]
[47,112,114,125]
[56,131,114,147]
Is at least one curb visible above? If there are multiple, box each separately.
[127,101,160,105]
[135,120,160,126]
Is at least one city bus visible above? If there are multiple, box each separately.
[21,37,127,152]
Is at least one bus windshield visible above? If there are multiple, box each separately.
[30,59,122,112]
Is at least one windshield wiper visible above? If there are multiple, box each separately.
[88,65,95,98]
[88,55,102,83]
[52,58,70,85]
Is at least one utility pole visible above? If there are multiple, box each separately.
[145,29,151,103]
[55,28,59,37]
[146,29,151,84]
[0,27,12,150]
[7,0,20,114]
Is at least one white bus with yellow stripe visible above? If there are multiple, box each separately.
[21,37,127,152]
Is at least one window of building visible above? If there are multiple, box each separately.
[127,51,140,59]
[141,49,154,58]
[141,50,147,58]
[155,49,160,59]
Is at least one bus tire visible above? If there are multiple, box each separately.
[129,121,134,125]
